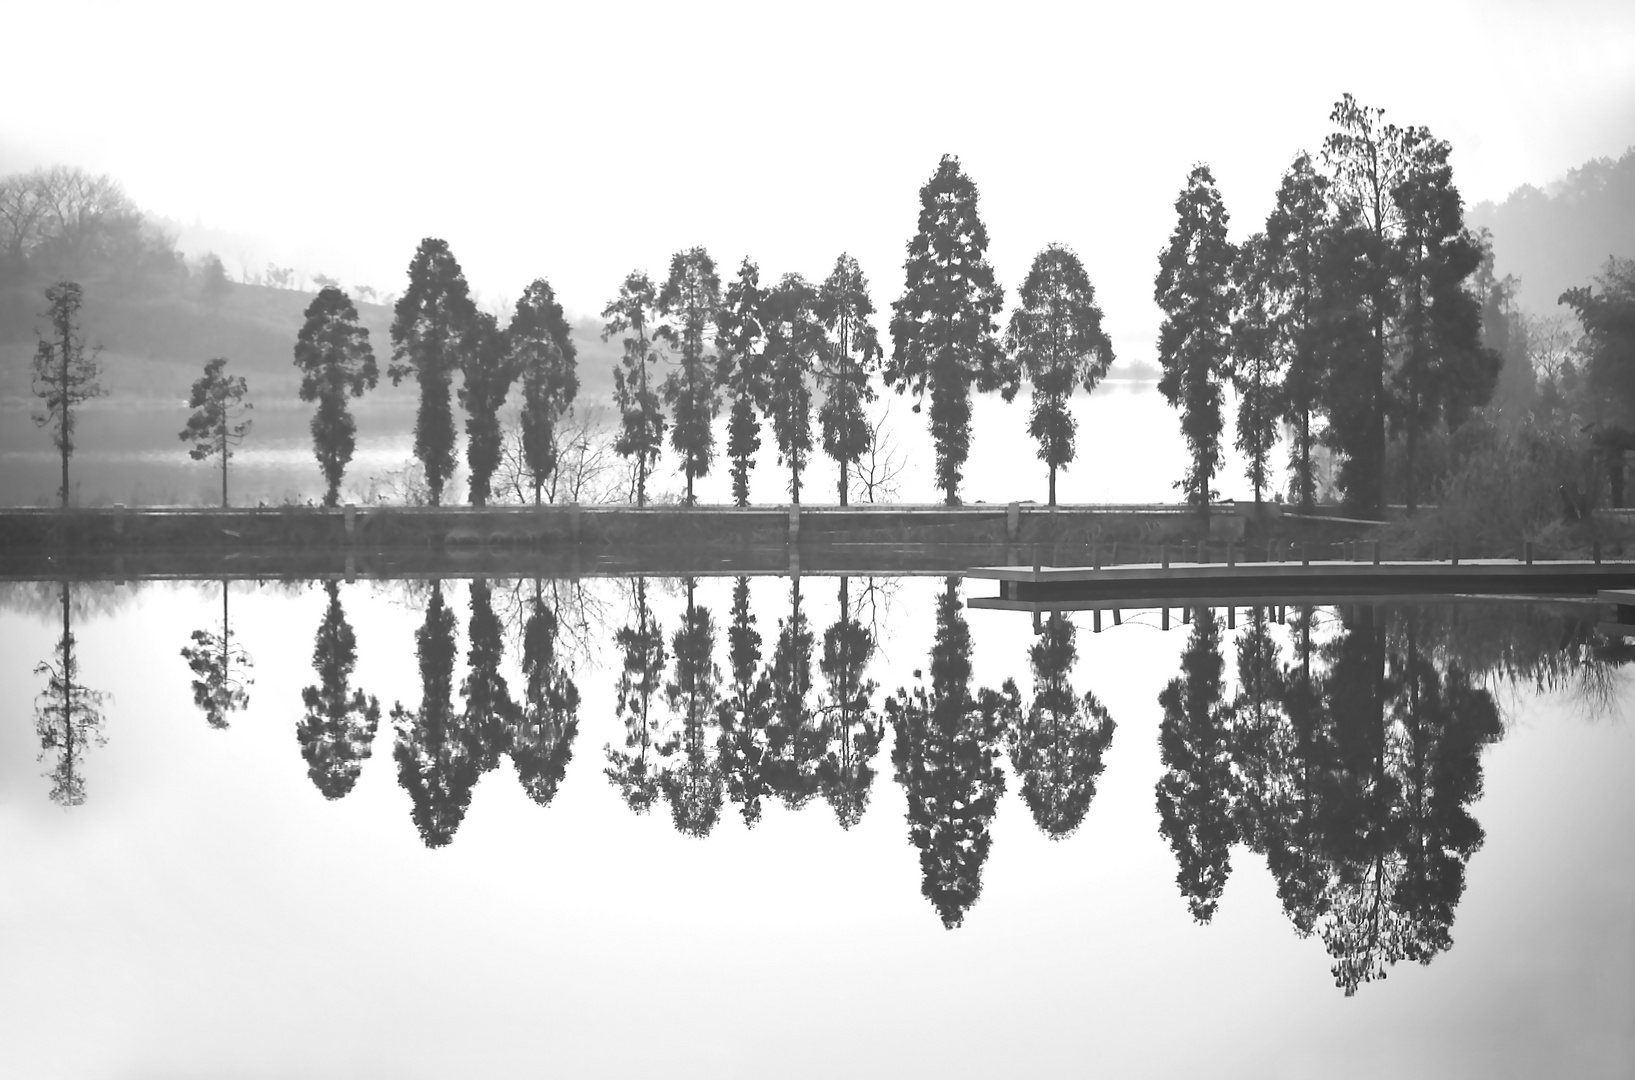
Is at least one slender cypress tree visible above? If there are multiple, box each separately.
[763,273,823,503]
[31,281,104,508]
[294,286,377,506]
[509,279,579,504]
[816,254,883,506]
[657,247,723,505]
[388,239,479,506]
[458,311,514,506]
[1005,245,1114,506]
[603,271,666,506]
[1155,165,1236,520]
[1231,233,1282,507]
[1263,154,1333,511]
[718,258,768,507]
[887,155,1009,505]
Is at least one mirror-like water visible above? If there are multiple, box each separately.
[2,575,1631,1078]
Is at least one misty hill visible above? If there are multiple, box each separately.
[1469,146,1635,314]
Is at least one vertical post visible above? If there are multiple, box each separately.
[1007,501,1020,543]
[1161,607,1169,631]
[1227,606,1235,630]
[788,503,800,546]
[1524,540,1532,566]
[1373,540,1381,566]
[1161,544,1169,570]
[1301,543,1308,567]
[1113,608,1122,626]
[1594,539,1602,564]
[1093,609,1102,633]
[1032,610,1042,634]
[344,503,356,543]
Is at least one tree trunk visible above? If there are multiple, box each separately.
[839,461,848,507]
[1048,465,1057,507]
[58,338,69,509]
[687,468,694,507]
[220,428,229,508]
[791,461,800,505]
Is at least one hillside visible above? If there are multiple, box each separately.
[1469,146,1635,314]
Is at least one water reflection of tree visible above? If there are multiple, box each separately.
[995,611,1115,840]
[887,578,1007,928]
[816,577,882,830]
[716,577,774,826]
[391,581,485,847]
[766,577,823,810]
[297,581,380,799]
[1155,607,1239,922]
[180,580,252,729]
[34,582,107,807]
[508,580,580,809]
[604,577,666,814]
[658,579,723,837]
[1224,604,1504,995]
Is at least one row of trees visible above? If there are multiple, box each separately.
[1155,95,1503,520]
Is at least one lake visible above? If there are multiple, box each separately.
[1,573,1631,1078]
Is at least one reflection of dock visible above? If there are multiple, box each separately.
[969,560,1635,610]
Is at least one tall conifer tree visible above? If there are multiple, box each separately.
[1004,245,1114,506]
[657,247,723,505]
[458,312,514,506]
[763,273,823,503]
[718,258,768,507]
[816,254,883,505]
[388,239,479,506]
[294,286,377,506]
[1155,165,1236,520]
[887,155,1009,505]
[509,279,579,504]
[602,272,666,506]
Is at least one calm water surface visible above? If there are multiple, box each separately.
[2,575,1632,1078]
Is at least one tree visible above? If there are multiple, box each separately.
[1262,154,1334,510]
[297,582,381,800]
[459,312,515,505]
[996,612,1116,839]
[716,576,774,825]
[508,581,580,808]
[659,580,724,836]
[461,579,516,784]
[294,286,378,506]
[1389,129,1500,510]
[765,577,822,807]
[1231,232,1282,506]
[657,247,723,505]
[392,582,484,848]
[509,279,579,504]
[1322,94,1415,516]
[816,577,882,829]
[179,356,252,507]
[605,578,666,812]
[388,238,479,506]
[1561,257,1635,423]
[1155,607,1238,922]
[817,254,883,505]
[762,274,823,502]
[887,578,1007,928]
[717,258,768,507]
[180,581,253,729]
[603,271,666,505]
[31,281,104,508]
[887,155,1010,505]
[1155,165,1236,520]
[200,252,231,308]
[33,583,107,806]
[1005,245,1115,505]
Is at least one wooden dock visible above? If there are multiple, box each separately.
[968,559,1635,611]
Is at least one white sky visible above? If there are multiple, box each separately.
[3,0,1634,365]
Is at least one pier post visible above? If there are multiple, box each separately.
[1227,606,1235,630]
[1161,544,1169,569]
[1594,540,1602,564]
[1373,540,1381,565]
[1113,608,1122,626]
[345,553,355,583]
[1161,607,1169,631]
[1007,501,1019,543]
[1525,540,1532,565]
[1033,610,1042,633]
[1093,610,1102,633]
[1033,548,1041,575]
